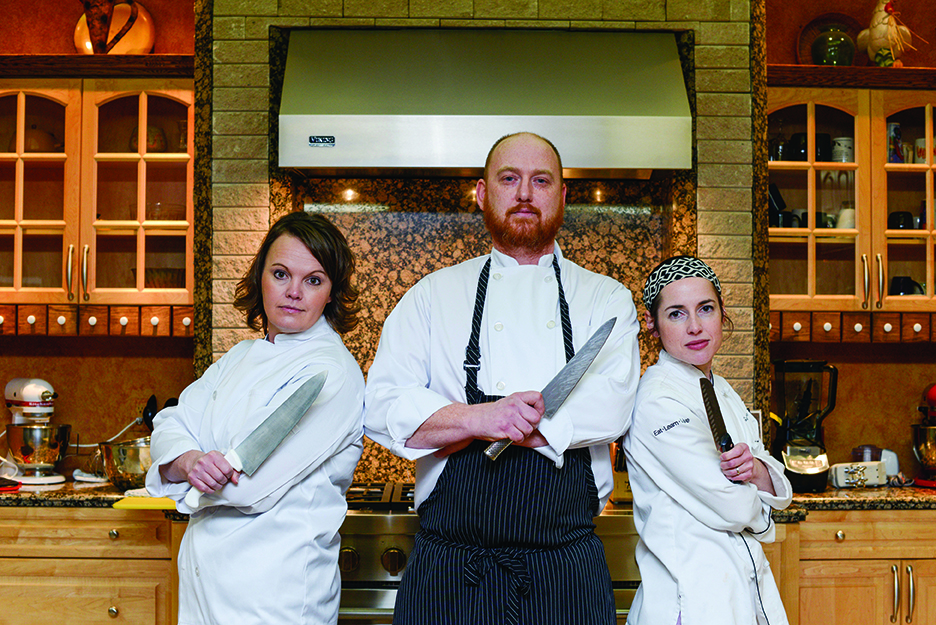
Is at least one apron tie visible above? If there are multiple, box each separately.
[465,548,532,625]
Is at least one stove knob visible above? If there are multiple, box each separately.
[338,547,360,573]
[381,547,407,576]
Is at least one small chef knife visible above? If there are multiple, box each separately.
[700,376,734,453]
[183,370,328,509]
[484,317,617,461]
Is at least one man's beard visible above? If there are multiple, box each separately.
[483,199,564,253]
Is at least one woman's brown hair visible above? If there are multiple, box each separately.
[234,212,360,335]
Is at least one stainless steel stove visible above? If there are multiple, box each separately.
[337,482,639,624]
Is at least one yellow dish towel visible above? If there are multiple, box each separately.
[113,496,177,510]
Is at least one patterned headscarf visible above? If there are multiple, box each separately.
[642,255,721,312]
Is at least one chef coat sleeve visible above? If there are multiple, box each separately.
[364,279,453,460]
[185,360,365,514]
[626,385,777,538]
[145,344,240,499]
[535,282,641,456]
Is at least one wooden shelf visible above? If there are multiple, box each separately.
[768,64,936,90]
[0,55,194,78]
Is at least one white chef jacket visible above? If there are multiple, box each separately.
[145,316,364,625]
[364,245,641,509]
[623,350,792,625]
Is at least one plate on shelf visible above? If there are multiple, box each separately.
[797,13,867,66]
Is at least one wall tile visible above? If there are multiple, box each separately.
[213,40,268,63]
[212,184,271,208]
[213,111,270,136]
[214,64,270,88]
[213,230,267,256]
[278,0,343,17]
[698,210,751,235]
[213,279,237,304]
[697,115,751,141]
[666,0,730,21]
[212,159,270,184]
[602,0,665,21]
[696,69,751,93]
[697,187,752,212]
[539,0,602,20]
[410,0,473,18]
[212,135,269,159]
[695,45,750,68]
[698,163,752,188]
[698,139,752,164]
[707,258,754,282]
[345,0,407,16]
[698,233,752,259]
[213,206,270,231]
[213,87,271,111]
[213,17,246,40]
[696,93,751,117]
[215,0,278,17]
[213,255,254,280]
[474,0,537,19]
[245,17,311,39]
[698,21,749,45]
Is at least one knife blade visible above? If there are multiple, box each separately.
[484,317,617,461]
[183,370,328,509]
[699,376,734,453]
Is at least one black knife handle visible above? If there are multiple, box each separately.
[718,433,734,453]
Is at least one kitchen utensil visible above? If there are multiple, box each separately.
[915,138,931,163]
[183,371,328,509]
[0,477,20,492]
[781,446,830,493]
[699,377,733,453]
[888,211,915,229]
[5,424,71,481]
[889,276,924,296]
[484,317,617,461]
[770,360,837,462]
[99,436,151,491]
[830,461,886,488]
[832,137,854,162]
[142,394,157,432]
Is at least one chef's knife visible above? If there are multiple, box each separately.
[699,377,742,484]
[484,317,617,461]
[183,371,328,509]
[700,376,734,453]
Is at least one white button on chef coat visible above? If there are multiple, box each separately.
[494,322,504,331]
[496,381,506,391]
[546,320,556,329]
[493,273,502,280]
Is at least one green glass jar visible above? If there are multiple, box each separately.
[811,24,855,66]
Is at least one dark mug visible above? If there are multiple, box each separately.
[786,133,807,161]
[890,276,924,295]
[776,212,799,228]
[815,211,832,228]
[888,211,915,229]
[815,133,833,162]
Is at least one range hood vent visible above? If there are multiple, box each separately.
[279,29,691,179]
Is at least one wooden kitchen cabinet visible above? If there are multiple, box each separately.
[797,509,936,624]
[0,78,193,308]
[0,507,174,624]
[768,87,936,314]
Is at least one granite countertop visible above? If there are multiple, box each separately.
[4,481,936,517]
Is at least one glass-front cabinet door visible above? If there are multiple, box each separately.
[0,79,192,307]
[0,80,82,304]
[871,90,936,312]
[768,88,872,311]
[81,79,193,305]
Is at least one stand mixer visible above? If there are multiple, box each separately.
[4,378,71,484]
[912,384,936,487]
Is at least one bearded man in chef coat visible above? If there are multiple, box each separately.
[364,132,641,625]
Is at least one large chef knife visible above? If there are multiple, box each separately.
[699,376,742,484]
[183,370,328,509]
[484,317,617,461]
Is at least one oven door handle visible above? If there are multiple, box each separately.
[338,607,395,619]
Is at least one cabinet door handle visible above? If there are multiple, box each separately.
[906,564,915,623]
[861,254,870,309]
[81,244,90,301]
[876,253,884,309]
[66,244,75,301]
[892,564,900,623]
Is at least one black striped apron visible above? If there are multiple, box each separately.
[392,256,616,625]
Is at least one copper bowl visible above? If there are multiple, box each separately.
[99,436,152,491]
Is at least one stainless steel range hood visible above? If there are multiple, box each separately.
[279,29,692,178]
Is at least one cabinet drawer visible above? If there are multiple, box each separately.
[0,558,170,624]
[800,510,936,560]
[0,509,170,559]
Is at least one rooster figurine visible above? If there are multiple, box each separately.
[857,0,913,67]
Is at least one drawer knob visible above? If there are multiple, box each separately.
[823,322,832,332]
[108,529,119,540]
[119,316,128,327]
[835,530,845,542]
[884,323,893,333]
[108,606,119,618]
[57,315,66,326]
[914,323,922,333]
[182,316,192,327]
[792,322,802,332]
[0,315,4,325]
[88,316,97,327]
[854,323,863,333]
[151,316,160,326]
[27,315,36,325]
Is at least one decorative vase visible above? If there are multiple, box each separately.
[811,24,856,66]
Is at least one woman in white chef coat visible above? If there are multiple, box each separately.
[145,212,365,625]
[623,255,792,625]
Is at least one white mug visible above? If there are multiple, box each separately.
[837,208,856,229]
[915,138,930,164]
[832,137,854,162]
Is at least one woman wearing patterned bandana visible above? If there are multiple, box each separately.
[622,256,792,625]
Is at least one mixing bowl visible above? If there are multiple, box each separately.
[6,424,71,476]
[100,436,152,491]
[912,425,936,474]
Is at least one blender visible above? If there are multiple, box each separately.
[3,378,71,484]
[771,360,838,492]
[912,384,936,487]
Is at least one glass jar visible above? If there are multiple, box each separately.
[811,24,855,66]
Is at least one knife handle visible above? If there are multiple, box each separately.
[484,439,512,461]
[718,434,734,453]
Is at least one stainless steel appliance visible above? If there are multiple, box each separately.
[337,482,639,624]
[3,378,71,484]
[912,384,936,487]
[770,360,838,492]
